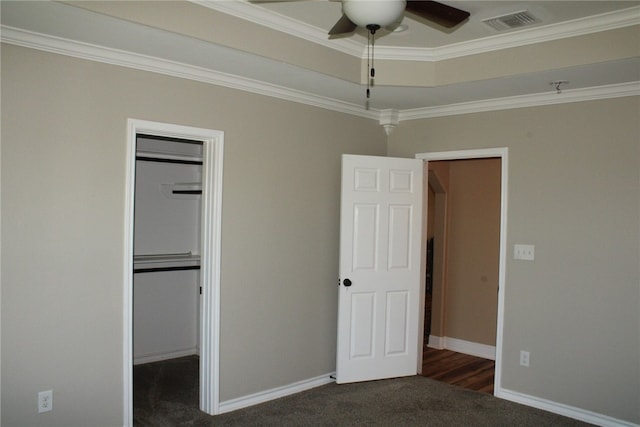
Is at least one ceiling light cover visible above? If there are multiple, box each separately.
[342,0,407,28]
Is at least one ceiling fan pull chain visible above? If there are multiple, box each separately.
[366,29,371,99]
[365,24,379,103]
[370,25,376,82]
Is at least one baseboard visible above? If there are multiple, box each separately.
[427,335,496,360]
[426,339,636,426]
[218,372,336,414]
[212,367,638,427]
[133,347,198,365]
[427,335,444,349]
[497,388,639,427]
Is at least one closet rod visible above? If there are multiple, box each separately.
[172,190,202,195]
[134,265,201,274]
[136,156,202,166]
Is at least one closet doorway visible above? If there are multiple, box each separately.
[133,134,203,366]
[123,120,224,425]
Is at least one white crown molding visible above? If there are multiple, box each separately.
[195,0,364,57]
[0,26,377,120]
[379,109,399,136]
[193,1,640,62]
[399,81,640,121]
[2,25,637,125]
[377,6,640,61]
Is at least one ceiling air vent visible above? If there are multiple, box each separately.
[483,10,539,31]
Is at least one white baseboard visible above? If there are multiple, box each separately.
[426,338,636,426]
[218,372,336,414]
[427,335,444,349]
[214,367,637,427]
[427,335,496,360]
[133,347,198,365]
[497,388,639,427]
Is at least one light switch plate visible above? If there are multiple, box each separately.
[514,244,535,261]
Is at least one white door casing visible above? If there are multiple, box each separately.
[336,154,423,384]
[124,119,224,425]
[416,148,508,396]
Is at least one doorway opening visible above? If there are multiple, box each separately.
[416,148,508,397]
[123,120,224,425]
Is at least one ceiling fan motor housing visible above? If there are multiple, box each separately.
[342,0,407,28]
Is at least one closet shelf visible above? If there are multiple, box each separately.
[134,252,200,273]
[136,150,202,165]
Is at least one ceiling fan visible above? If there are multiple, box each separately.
[328,0,470,36]
[321,1,470,105]
[253,0,470,106]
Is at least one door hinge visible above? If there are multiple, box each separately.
[200,286,202,295]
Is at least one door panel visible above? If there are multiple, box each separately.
[385,291,409,355]
[336,154,423,384]
[351,292,376,358]
[388,205,412,269]
[353,204,379,270]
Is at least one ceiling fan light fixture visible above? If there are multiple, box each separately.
[342,0,407,28]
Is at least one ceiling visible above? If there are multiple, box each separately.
[1,1,639,120]
[246,0,637,47]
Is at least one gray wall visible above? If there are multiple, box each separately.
[2,40,638,427]
[388,97,640,423]
[0,44,386,426]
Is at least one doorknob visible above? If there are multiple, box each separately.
[343,278,352,287]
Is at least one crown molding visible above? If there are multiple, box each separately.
[399,81,640,121]
[0,26,377,120]
[377,6,640,61]
[195,0,364,57]
[194,1,640,62]
[2,26,637,126]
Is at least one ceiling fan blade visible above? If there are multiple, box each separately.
[328,14,357,35]
[405,1,470,28]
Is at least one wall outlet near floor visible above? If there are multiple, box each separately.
[514,244,535,261]
[519,350,530,367]
[38,390,53,413]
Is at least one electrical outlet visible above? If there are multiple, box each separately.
[519,350,530,367]
[38,390,53,413]
[514,244,535,261]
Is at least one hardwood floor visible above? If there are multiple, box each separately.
[421,347,495,394]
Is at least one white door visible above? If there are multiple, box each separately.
[336,154,423,383]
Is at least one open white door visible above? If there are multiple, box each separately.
[336,154,423,384]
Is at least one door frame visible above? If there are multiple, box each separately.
[123,119,224,425]
[415,148,508,396]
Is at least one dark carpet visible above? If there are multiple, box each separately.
[134,356,593,426]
